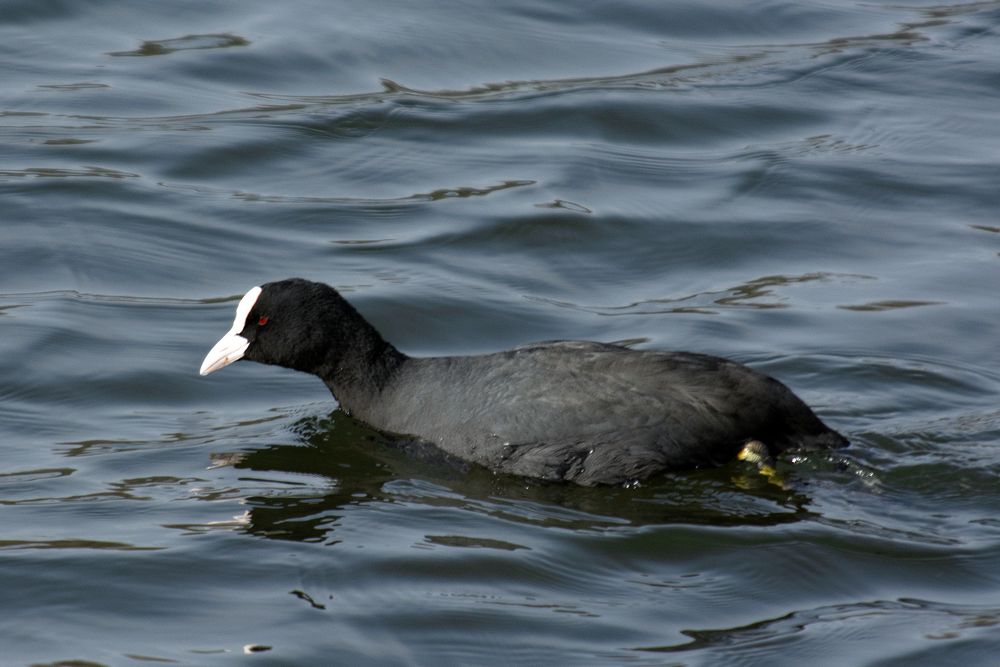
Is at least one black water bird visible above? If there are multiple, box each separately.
[200,278,847,485]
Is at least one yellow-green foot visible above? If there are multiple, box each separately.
[736,440,787,488]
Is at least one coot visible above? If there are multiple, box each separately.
[200,278,847,485]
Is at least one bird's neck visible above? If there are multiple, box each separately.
[316,320,408,414]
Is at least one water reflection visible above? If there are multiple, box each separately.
[636,597,1000,656]
[108,33,250,58]
[526,271,873,314]
[218,411,836,544]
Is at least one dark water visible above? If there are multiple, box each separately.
[3,0,1000,664]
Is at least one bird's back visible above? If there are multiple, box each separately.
[350,341,845,485]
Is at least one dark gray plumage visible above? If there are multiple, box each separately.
[200,278,847,486]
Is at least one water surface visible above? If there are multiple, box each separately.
[2,0,1000,664]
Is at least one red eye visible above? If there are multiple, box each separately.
[258,315,269,326]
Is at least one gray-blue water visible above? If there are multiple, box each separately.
[2,1,1000,664]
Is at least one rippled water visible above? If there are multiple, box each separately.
[3,0,1000,664]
